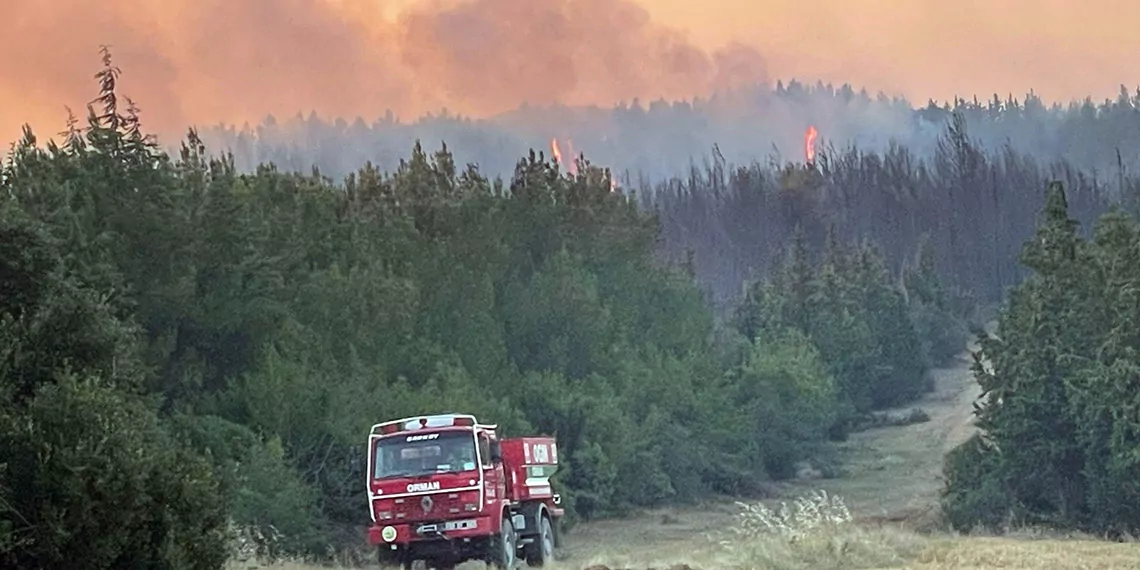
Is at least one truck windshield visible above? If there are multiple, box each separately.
[373,431,478,480]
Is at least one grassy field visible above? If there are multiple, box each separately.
[228,503,1140,570]
[232,329,1140,569]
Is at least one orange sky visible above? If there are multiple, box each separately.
[1,0,1134,145]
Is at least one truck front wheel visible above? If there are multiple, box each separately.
[524,515,555,567]
[377,547,406,569]
[491,516,518,569]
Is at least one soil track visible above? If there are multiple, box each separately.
[779,331,986,528]
[554,332,987,566]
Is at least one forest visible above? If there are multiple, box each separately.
[198,82,1140,198]
[2,52,1140,569]
[198,89,1139,309]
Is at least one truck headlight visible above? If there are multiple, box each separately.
[381,526,397,542]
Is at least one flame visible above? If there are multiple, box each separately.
[548,136,621,191]
[804,125,818,164]
[551,137,563,166]
[550,137,579,176]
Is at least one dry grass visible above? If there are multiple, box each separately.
[908,534,1140,570]
[702,491,924,570]
[230,537,1140,570]
[229,493,1140,570]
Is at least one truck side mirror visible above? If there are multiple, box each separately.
[489,441,503,464]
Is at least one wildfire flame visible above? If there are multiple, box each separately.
[551,137,563,165]
[550,137,578,176]
[804,125,818,164]
[551,136,620,192]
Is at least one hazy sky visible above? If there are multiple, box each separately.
[1,0,1134,144]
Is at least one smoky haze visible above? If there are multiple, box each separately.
[194,83,1140,192]
[3,0,1136,184]
[0,0,768,143]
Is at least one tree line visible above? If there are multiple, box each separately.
[942,182,1140,537]
[198,80,1140,192]
[200,96,1135,312]
[0,54,966,568]
[643,114,1125,310]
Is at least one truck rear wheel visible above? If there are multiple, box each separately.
[524,515,555,567]
[490,516,517,569]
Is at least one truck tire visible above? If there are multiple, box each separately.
[491,516,518,569]
[551,516,563,548]
[524,515,555,567]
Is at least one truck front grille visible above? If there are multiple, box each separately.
[392,492,464,522]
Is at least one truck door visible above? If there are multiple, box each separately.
[479,433,505,508]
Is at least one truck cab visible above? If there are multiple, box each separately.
[366,413,563,570]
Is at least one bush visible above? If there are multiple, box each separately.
[171,414,328,560]
[730,328,841,479]
[940,434,1017,532]
[0,375,230,570]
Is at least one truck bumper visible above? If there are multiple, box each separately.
[369,514,496,546]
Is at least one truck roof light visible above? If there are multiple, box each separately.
[370,413,483,436]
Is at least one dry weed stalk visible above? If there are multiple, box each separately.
[706,490,913,570]
[228,520,286,564]
[721,490,853,546]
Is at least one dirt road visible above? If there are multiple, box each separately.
[779,335,985,527]
[554,333,986,566]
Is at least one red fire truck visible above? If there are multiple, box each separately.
[366,413,564,569]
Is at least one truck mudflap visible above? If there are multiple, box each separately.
[369,514,495,545]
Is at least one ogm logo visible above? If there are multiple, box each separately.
[407,481,441,493]
[524,441,557,464]
[533,443,549,463]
